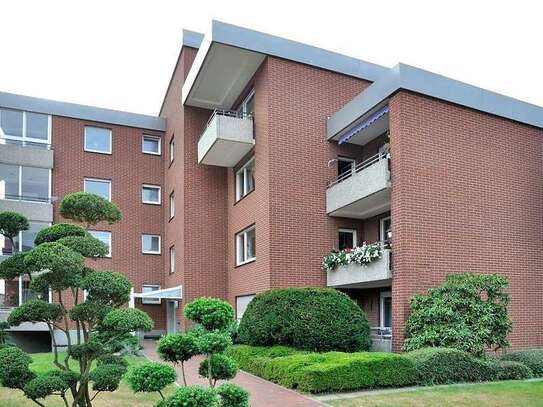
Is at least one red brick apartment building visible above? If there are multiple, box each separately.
[0,21,542,352]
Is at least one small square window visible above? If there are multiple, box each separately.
[142,284,161,305]
[142,185,161,204]
[89,230,112,257]
[169,191,175,219]
[84,178,111,201]
[142,234,160,254]
[169,246,175,274]
[338,228,357,251]
[84,127,111,154]
[142,135,161,155]
[236,225,256,266]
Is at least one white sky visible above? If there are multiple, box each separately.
[1,0,541,116]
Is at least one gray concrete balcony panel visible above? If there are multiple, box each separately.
[0,142,53,168]
[0,199,53,222]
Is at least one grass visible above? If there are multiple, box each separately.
[327,379,543,407]
[0,352,177,407]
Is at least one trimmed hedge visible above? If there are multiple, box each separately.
[226,345,416,393]
[406,347,497,385]
[493,360,533,380]
[501,349,543,377]
[237,288,371,352]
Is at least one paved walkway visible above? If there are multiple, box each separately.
[143,339,325,407]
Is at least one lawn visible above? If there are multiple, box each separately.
[327,379,543,407]
[0,352,178,407]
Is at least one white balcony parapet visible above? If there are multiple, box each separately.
[326,152,390,219]
[327,249,391,288]
[197,110,254,167]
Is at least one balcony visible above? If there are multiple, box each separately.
[327,248,391,288]
[197,110,254,167]
[326,153,390,219]
[0,138,53,169]
[0,196,53,223]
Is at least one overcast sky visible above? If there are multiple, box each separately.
[1,0,541,116]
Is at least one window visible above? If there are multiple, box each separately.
[142,284,161,305]
[84,178,111,201]
[236,294,255,321]
[337,157,355,178]
[0,164,50,202]
[236,225,256,265]
[380,216,391,242]
[235,157,255,201]
[0,109,49,146]
[380,291,392,328]
[142,185,161,204]
[142,135,161,155]
[84,126,111,154]
[89,230,112,257]
[169,246,175,274]
[237,89,255,117]
[169,191,175,219]
[338,228,357,250]
[169,138,175,163]
[142,234,160,254]
[0,221,49,255]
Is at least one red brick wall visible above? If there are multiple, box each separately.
[51,116,166,329]
[389,91,543,351]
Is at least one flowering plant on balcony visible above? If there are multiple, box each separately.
[322,242,382,272]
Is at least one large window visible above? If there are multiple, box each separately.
[235,157,255,201]
[142,284,161,305]
[0,164,50,202]
[89,230,112,257]
[142,135,161,155]
[84,126,111,154]
[84,178,111,201]
[142,185,161,205]
[142,234,160,254]
[0,221,49,255]
[169,246,175,274]
[338,228,357,251]
[0,109,50,147]
[236,225,256,266]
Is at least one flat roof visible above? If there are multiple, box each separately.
[328,63,543,138]
[0,91,165,131]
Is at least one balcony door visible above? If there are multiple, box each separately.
[380,291,392,329]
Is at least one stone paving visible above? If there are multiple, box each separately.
[143,339,326,407]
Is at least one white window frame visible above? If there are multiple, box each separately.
[169,191,175,219]
[169,246,175,274]
[88,230,112,257]
[84,126,112,154]
[338,228,357,249]
[142,135,161,155]
[169,137,175,164]
[380,291,392,329]
[142,284,161,305]
[84,177,111,201]
[380,216,391,242]
[0,109,51,146]
[235,157,255,202]
[236,225,256,266]
[142,234,161,255]
[142,184,161,205]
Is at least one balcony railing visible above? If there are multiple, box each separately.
[197,109,254,167]
[329,151,388,188]
[0,194,52,203]
[0,137,52,150]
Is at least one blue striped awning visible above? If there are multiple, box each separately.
[338,105,389,144]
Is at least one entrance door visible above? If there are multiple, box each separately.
[380,291,392,329]
[166,301,178,334]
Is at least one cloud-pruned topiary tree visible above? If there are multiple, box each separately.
[0,211,29,254]
[403,273,512,356]
[0,192,153,407]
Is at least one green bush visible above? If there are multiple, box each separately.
[160,385,219,407]
[197,332,232,355]
[404,273,512,356]
[59,192,122,225]
[406,347,497,385]
[23,375,68,401]
[237,288,371,352]
[226,345,415,393]
[216,383,249,407]
[198,354,238,383]
[90,364,126,392]
[501,349,543,377]
[493,360,533,380]
[34,223,87,246]
[0,347,35,389]
[184,297,234,332]
[127,362,176,394]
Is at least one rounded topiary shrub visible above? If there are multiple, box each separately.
[237,288,370,352]
[494,360,533,380]
[501,349,543,377]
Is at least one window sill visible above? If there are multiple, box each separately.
[142,201,161,206]
[234,188,255,206]
[84,148,112,155]
[235,258,256,268]
[142,251,161,255]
